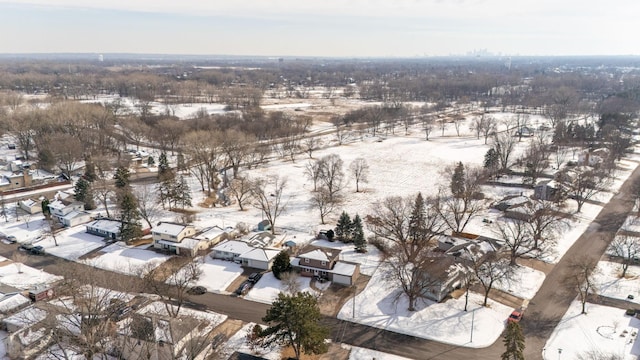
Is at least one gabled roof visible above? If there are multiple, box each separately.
[86,219,122,234]
[298,247,341,262]
[153,222,192,237]
[212,240,254,255]
[240,248,279,262]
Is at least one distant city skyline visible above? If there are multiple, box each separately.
[0,0,637,57]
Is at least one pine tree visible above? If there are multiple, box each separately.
[272,251,292,280]
[450,161,466,198]
[260,292,329,360]
[74,177,96,210]
[147,156,155,167]
[484,147,499,176]
[118,190,142,243]
[335,211,352,242]
[84,160,97,182]
[176,175,192,208]
[501,321,525,360]
[408,192,427,242]
[158,152,170,179]
[352,214,366,253]
[114,166,130,189]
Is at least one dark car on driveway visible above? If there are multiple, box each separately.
[235,281,253,296]
[187,286,207,295]
[248,272,263,283]
[19,243,34,251]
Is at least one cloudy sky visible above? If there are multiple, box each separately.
[0,0,637,57]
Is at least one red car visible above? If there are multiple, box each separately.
[508,309,524,322]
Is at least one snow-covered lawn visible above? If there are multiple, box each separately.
[311,239,381,276]
[36,225,106,261]
[337,265,513,348]
[0,256,62,290]
[138,301,227,326]
[594,261,640,303]
[494,264,546,300]
[187,256,243,294]
[244,272,316,304]
[545,300,640,360]
[0,215,47,243]
[81,242,170,276]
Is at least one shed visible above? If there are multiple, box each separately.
[257,220,271,232]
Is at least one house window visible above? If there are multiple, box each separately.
[304,258,309,263]
[321,261,326,266]
[305,268,311,272]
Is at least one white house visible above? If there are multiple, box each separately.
[18,199,42,214]
[47,200,92,227]
[211,240,254,262]
[210,240,279,270]
[85,219,122,241]
[238,248,280,270]
[152,222,198,256]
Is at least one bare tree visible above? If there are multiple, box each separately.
[470,114,497,144]
[332,116,350,145]
[318,154,345,202]
[366,193,446,311]
[494,218,537,266]
[436,164,484,234]
[94,178,114,218]
[492,132,517,172]
[183,130,224,197]
[251,175,288,235]
[304,160,323,192]
[47,133,85,179]
[522,141,549,186]
[140,260,202,318]
[422,115,435,141]
[120,116,150,150]
[349,157,370,193]
[555,166,611,212]
[11,251,28,273]
[228,175,253,211]
[524,199,561,249]
[564,256,598,314]
[134,183,161,229]
[221,129,254,178]
[608,234,640,278]
[302,137,321,159]
[280,271,301,295]
[310,187,336,224]
[472,251,513,307]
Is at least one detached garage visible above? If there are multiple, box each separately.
[330,262,360,286]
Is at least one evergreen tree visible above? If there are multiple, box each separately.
[272,251,292,280]
[114,166,130,189]
[118,190,142,243]
[84,160,97,182]
[176,175,192,209]
[408,192,427,242]
[501,321,525,360]
[158,152,170,179]
[41,199,51,218]
[352,214,366,253]
[260,292,329,360]
[450,161,466,198]
[484,147,499,175]
[176,152,186,172]
[158,168,177,209]
[147,156,155,167]
[335,211,352,242]
[74,177,96,210]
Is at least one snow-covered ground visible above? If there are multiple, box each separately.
[594,261,640,304]
[494,264,546,300]
[346,345,412,360]
[220,323,281,360]
[0,255,62,290]
[337,264,513,348]
[545,300,640,360]
[81,242,170,276]
[187,256,243,294]
[244,272,316,304]
[33,224,106,261]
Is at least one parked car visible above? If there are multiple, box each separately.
[248,272,263,283]
[19,243,34,251]
[30,245,45,255]
[6,235,17,244]
[508,309,524,323]
[235,281,252,296]
[187,286,207,295]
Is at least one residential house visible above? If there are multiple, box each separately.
[152,222,198,256]
[3,306,51,359]
[85,218,123,241]
[210,240,280,270]
[191,225,232,248]
[0,284,30,315]
[533,180,559,201]
[18,198,42,214]
[291,246,360,286]
[47,199,92,227]
[0,170,33,191]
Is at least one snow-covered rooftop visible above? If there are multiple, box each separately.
[240,248,280,262]
[298,248,340,262]
[153,222,190,237]
[85,219,121,234]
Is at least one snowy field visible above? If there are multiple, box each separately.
[220,323,282,360]
[494,264,546,300]
[346,345,412,360]
[545,300,640,360]
[34,225,106,261]
[81,242,171,276]
[594,261,640,304]
[337,264,513,348]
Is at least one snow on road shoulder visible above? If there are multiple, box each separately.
[185,256,243,294]
[494,264,545,300]
[338,265,512,348]
[244,272,316,304]
[545,300,640,360]
[594,261,640,303]
[346,345,412,360]
[80,242,170,276]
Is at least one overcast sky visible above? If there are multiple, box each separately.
[0,0,637,57]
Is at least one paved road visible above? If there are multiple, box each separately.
[2,163,639,360]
